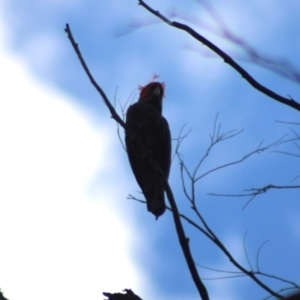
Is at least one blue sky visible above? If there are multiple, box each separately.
[0,1,300,300]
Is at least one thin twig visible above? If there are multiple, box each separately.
[255,272,300,289]
[172,119,286,299]
[201,274,246,280]
[272,151,300,158]
[243,231,254,270]
[195,137,284,182]
[256,240,270,271]
[275,120,300,125]
[209,184,300,210]
[114,87,128,152]
[197,263,244,275]
[263,289,300,300]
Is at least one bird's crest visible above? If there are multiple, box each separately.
[138,74,166,99]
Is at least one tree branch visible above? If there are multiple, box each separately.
[209,184,300,210]
[64,24,126,128]
[164,181,209,300]
[0,289,9,300]
[103,289,142,300]
[173,118,288,299]
[182,207,285,299]
[137,0,300,112]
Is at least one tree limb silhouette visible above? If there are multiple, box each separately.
[138,0,300,112]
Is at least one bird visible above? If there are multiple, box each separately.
[125,80,171,218]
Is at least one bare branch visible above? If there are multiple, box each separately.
[64,24,126,128]
[103,289,143,300]
[172,124,192,162]
[137,0,300,112]
[275,120,300,125]
[114,88,128,152]
[195,137,283,183]
[171,116,290,298]
[131,195,292,300]
[263,289,300,300]
[165,180,210,300]
[130,184,210,299]
[179,162,193,202]
[197,263,244,275]
[244,184,300,195]
[0,289,9,300]
[171,123,287,298]
[290,173,300,183]
[243,184,300,209]
[198,259,300,289]
[173,126,195,202]
[192,114,244,180]
[243,231,254,271]
[183,207,285,299]
[254,272,300,290]
[256,240,270,272]
[271,151,300,158]
[192,0,300,86]
[201,274,247,280]
[209,184,300,210]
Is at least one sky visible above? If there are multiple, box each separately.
[0,1,300,300]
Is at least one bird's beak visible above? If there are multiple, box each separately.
[153,86,162,96]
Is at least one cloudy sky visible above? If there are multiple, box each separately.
[0,1,300,300]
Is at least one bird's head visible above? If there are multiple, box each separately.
[138,81,166,112]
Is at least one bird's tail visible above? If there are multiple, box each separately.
[143,184,166,219]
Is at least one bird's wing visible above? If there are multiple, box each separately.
[125,103,170,217]
[126,102,171,178]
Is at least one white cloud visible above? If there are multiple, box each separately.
[0,18,143,300]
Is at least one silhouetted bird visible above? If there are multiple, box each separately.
[125,81,171,218]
